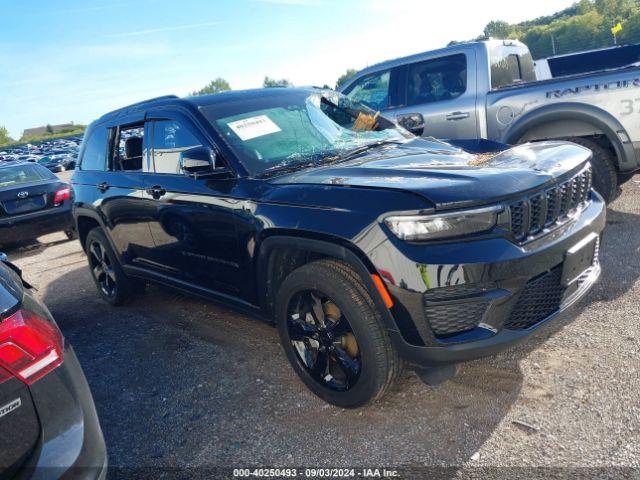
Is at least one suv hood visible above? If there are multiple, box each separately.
[271,140,591,209]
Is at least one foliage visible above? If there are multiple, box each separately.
[0,126,14,147]
[191,77,231,96]
[263,76,293,88]
[452,0,640,59]
[335,68,358,89]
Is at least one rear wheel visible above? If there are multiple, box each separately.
[275,259,402,408]
[567,137,618,202]
[85,227,139,306]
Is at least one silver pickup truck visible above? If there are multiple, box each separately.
[338,39,640,201]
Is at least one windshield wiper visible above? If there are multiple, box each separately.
[256,160,318,178]
[337,140,406,162]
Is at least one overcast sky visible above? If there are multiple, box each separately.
[1,0,576,138]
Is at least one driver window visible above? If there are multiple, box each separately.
[151,120,202,174]
[406,54,467,107]
[344,70,390,111]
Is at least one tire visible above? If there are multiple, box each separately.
[275,259,402,408]
[617,171,637,186]
[64,229,78,241]
[85,227,138,306]
[566,137,618,202]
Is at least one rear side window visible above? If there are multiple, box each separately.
[405,53,467,106]
[112,124,148,172]
[490,45,536,89]
[151,120,202,174]
[0,165,50,187]
[344,70,390,111]
[80,127,108,171]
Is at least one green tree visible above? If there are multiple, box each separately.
[46,124,54,134]
[0,126,14,146]
[450,0,640,59]
[263,76,292,88]
[483,20,514,38]
[335,68,358,89]
[191,77,231,96]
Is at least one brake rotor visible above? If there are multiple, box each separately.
[323,300,359,358]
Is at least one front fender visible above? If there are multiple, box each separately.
[503,102,638,171]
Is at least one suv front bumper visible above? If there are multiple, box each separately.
[368,193,606,368]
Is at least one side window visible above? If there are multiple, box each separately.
[112,124,147,172]
[344,70,390,111]
[79,127,108,171]
[405,54,467,107]
[151,120,202,174]
[490,46,536,89]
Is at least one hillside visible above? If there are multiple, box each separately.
[454,0,640,59]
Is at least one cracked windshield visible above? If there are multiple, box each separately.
[204,91,409,175]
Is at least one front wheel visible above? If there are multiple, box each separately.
[275,259,402,408]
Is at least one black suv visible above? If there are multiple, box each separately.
[72,88,605,408]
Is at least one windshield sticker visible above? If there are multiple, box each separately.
[227,115,281,141]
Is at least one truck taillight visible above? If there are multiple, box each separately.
[54,187,71,206]
[0,309,64,385]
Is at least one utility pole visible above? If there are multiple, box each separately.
[551,35,556,55]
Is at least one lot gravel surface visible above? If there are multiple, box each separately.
[6,171,640,478]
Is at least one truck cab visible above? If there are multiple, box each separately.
[339,39,535,141]
[339,39,640,202]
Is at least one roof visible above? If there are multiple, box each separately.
[22,123,75,138]
[338,38,527,90]
[95,87,321,124]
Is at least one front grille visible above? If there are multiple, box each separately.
[509,166,592,243]
[425,300,488,336]
[504,266,566,330]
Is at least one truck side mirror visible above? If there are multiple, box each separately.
[397,113,425,137]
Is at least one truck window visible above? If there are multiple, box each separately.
[79,127,108,171]
[405,53,467,106]
[151,120,202,174]
[344,70,390,111]
[490,45,536,89]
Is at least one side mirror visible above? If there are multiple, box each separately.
[397,113,425,137]
[180,146,220,177]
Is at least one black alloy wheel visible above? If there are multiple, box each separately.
[88,240,117,298]
[287,290,361,391]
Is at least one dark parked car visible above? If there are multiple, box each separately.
[0,255,107,477]
[72,89,605,408]
[0,162,76,247]
[36,155,73,173]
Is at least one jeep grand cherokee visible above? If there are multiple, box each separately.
[71,88,605,408]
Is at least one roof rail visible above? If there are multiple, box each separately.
[99,94,180,120]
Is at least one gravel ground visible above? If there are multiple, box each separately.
[6,172,640,478]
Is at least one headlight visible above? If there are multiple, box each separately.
[384,206,501,241]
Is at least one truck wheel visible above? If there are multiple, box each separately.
[275,259,402,408]
[617,171,637,186]
[567,137,618,202]
[85,227,138,306]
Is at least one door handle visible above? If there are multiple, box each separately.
[446,111,470,121]
[97,182,110,193]
[146,185,166,199]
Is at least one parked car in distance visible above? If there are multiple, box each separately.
[37,154,74,172]
[72,89,605,408]
[339,38,640,202]
[0,255,107,478]
[0,161,76,247]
